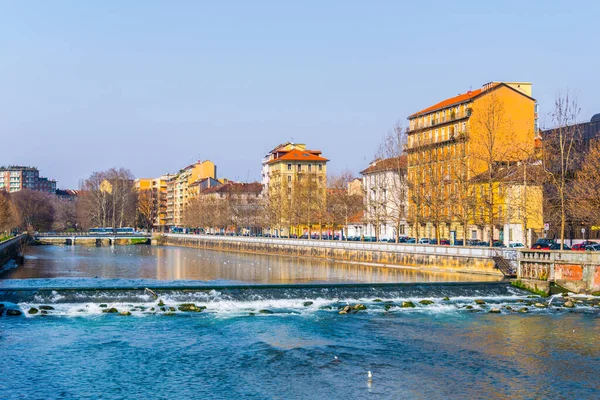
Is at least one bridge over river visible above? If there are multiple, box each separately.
[34,232,151,246]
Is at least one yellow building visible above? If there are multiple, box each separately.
[470,163,544,246]
[136,175,171,229]
[263,144,328,237]
[138,160,217,229]
[406,81,538,241]
[169,160,217,227]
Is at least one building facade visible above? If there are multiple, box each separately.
[360,156,409,241]
[406,81,537,242]
[263,144,328,237]
[137,160,217,230]
[0,166,57,194]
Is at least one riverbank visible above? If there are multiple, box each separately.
[156,233,504,277]
[0,234,29,268]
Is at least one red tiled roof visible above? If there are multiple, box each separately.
[201,182,262,194]
[409,88,484,118]
[268,149,329,163]
[348,210,364,224]
[360,156,407,175]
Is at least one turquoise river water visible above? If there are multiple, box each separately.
[0,245,598,399]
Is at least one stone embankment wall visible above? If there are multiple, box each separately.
[0,235,29,267]
[517,250,600,294]
[157,234,502,276]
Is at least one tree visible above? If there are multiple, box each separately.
[327,171,363,240]
[374,124,409,242]
[541,92,582,248]
[12,189,55,231]
[78,168,137,230]
[571,139,600,227]
[137,189,157,231]
[52,197,78,231]
[450,140,477,245]
[0,192,19,233]
[470,91,519,246]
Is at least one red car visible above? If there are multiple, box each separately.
[572,241,597,251]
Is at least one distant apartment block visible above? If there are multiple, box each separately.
[0,166,57,194]
[136,160,218,229]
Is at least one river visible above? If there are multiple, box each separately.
[0,244,598,399]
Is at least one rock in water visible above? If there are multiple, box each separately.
[384,304,392,311]
[465,305,474,310]
[259,309,274,314]
[28,307,39,314]
[120,311,132,316]
[99,304,108,308]
[353,304,367,311]
[102,308,119,314]
[303,301,313,307]
[373,299,383,302]
[534,303,546,308]
[518,307,528,313]
[339,306,352,315]
[489,308,501,313]
[158,300,165,307]
[401,301,415,308]
[474,300,486,305]
[442,297,450,301]
[39,305,55,310]
[6,309,22,316]
[419,300,434,305]
[564,301,575,308]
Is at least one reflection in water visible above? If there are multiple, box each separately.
[1,245,502,284]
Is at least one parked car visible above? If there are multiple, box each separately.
[439,239,450,245]
[406,238,416,244]
[418,238,430,244]
[531,242,571,250]
[429,239,438,245]
[493,241,506,248]
[453,240,464,246]
[509,242,525,248]
[572,241,597,251]
[585,244,600,251]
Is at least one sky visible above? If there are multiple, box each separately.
[1,1,598,189]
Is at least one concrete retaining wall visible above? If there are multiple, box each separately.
[158,234,502,276]
[518,250,600,294]
[0,235,29,267]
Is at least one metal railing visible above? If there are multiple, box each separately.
[163,233,500,259]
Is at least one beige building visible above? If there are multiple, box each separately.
[262,143,328,236]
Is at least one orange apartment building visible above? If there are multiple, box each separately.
[406,81,538,241]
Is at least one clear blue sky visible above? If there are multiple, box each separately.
[1,1,598,188]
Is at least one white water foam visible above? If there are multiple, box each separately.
[13,289,598,318]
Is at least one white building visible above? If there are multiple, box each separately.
[360,156,409,241]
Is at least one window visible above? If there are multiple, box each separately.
[288,176,291,182]
[318,164,323,171]
[287,164,292,171]
[297,164,302,172]
[308,164,312,172]
[441,128,445,140]
[435,129,438,141]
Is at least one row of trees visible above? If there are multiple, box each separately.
[0,189,73,233]
[180,177,364,238]
[0,168,139,235]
